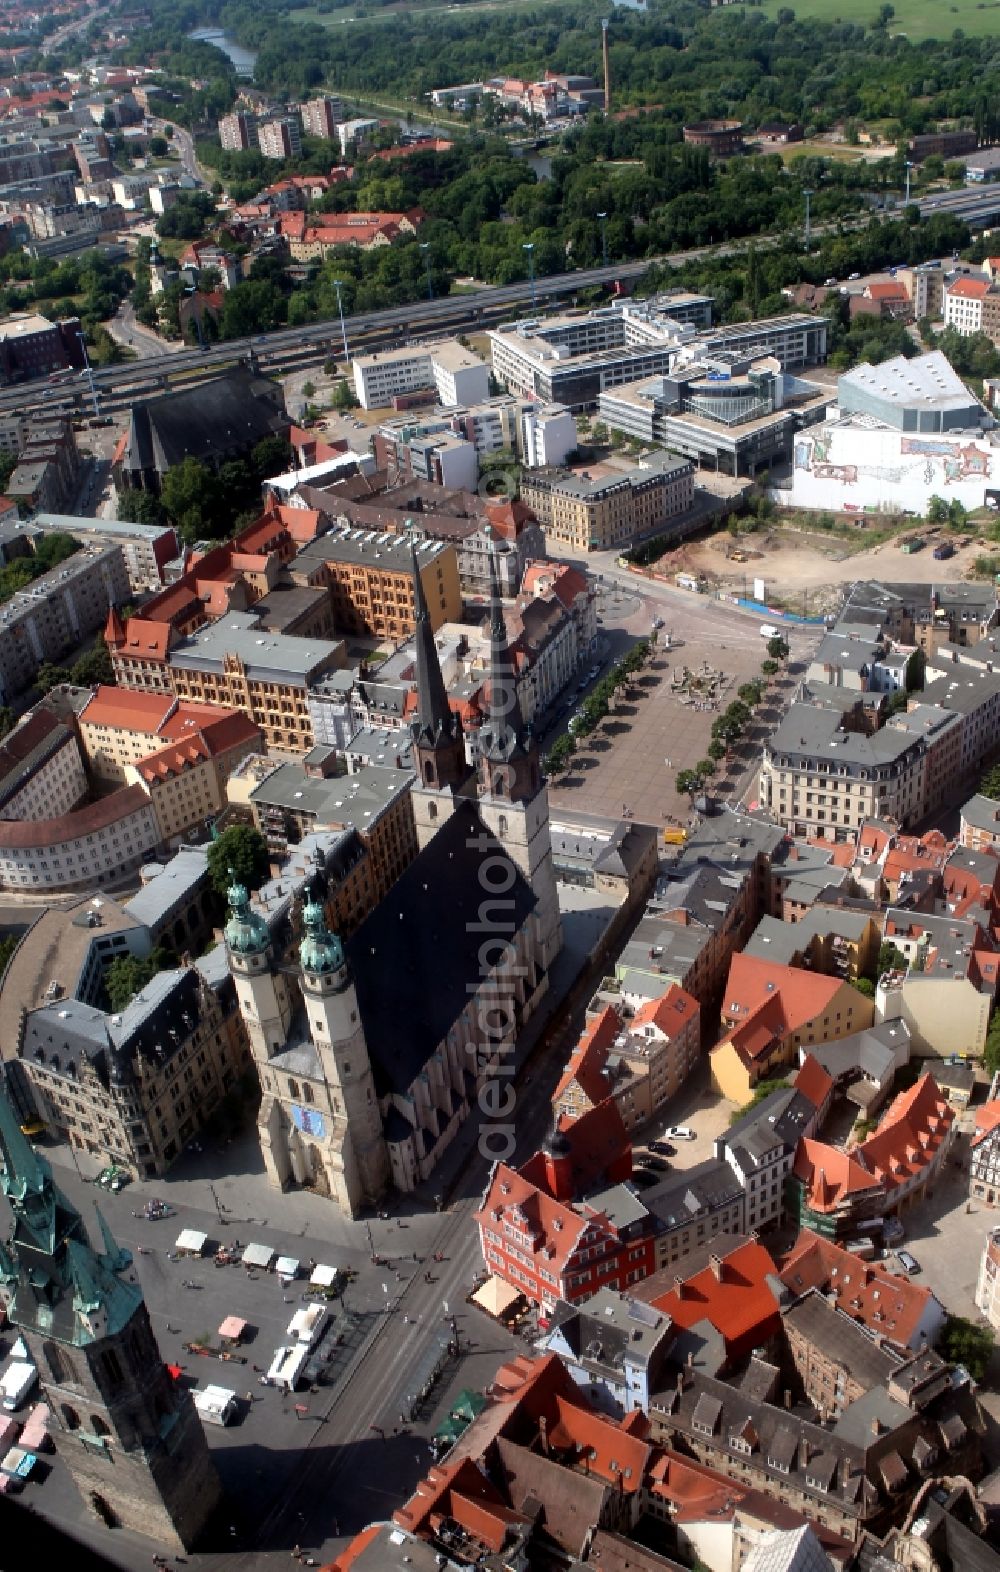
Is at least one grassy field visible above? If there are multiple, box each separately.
[761,0,1000,43]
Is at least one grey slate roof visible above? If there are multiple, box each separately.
[345,800,536,1098]
[122,368,287,478]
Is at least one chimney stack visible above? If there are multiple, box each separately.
[709,1254,724,1283]
[602,18,611,117]
[784,1389,792,1410]
[539,1415,549,1456]
[676,1371,684,1396]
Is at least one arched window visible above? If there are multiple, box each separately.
[90,1416,111,1439]
[288,1078,301,1100]
[423,761,435,785]
[303,1084,314,1104]
[497,814,508,838]
[61,1404,81,1431]
[44,1340,76,1385]
[428,802,438,821]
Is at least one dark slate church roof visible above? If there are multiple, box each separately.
[346,800,537,1098]
[122,368,287,479]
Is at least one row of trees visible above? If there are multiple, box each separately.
[545,640,651,778]
[117,437,293,544]
[676,637,788,802]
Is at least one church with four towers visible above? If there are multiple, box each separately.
[225,547,563,1214]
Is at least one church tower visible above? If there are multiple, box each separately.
[476,553,563,970]
[0,1088,221,1551]
[409,539,475,849]
[224,875,297,1189]
[298,893,390,1211]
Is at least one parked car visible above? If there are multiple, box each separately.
[665,1125,696,1142]
[640,1154,670,1172]
[648,1140,676,1156]
[896,1250,921,1275]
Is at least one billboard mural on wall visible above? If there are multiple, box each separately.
[786,418,998,514]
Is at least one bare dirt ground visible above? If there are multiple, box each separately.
[659,524,978,619]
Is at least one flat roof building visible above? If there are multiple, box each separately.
[837,351,985,433]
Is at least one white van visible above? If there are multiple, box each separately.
[0,1363,37,1413]
[267,1344,310,1392]
[759,623,780,640]
[194,1385,238,1427]
[286,1304,327,1349]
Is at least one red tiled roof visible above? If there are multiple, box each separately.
[632,982,700,1040]
[780,1228,939,1349]
[948,277,990,299]
[647,1448,745,1521]
[135,734,211,783]
[721,953,847,1037]
[0,784,152,849]
[794,1053,835,1111]
[639,1240,782,1354]
[972,1099,1000,1148]
[866,281,908,301]
[546,1393,651,1491]
[120,618,174,661]
[552,1006,619,1108]
[856,1072,954,1190]
[476,1161,589,1280]
[792,1138,883,1212]
[80,686,176,734]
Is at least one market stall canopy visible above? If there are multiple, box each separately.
[218,1316,247,1343]
[276,1256,299,1280]
[434,1415,466,1446]
[471,1276,522,1317]
[242,1243,274,1270]
[310,1264,337,1287]
[452,1389,487,1422]
[175,1229,207,1255]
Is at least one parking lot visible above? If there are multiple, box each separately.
[4,1152,525,1570]
[880,1126,992,1324]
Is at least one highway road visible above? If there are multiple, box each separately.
[9,186,997,424]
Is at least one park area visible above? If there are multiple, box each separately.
[761,0,1000,43]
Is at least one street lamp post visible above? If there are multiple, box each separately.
[802,188,814,249]
[77,327,99,420]
[333,277,349,360]
[523,242,536,312]
[420,242,433,301]
[597,211,608,269]
[905,160,915,204]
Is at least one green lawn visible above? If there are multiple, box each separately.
[761,0,1000,43]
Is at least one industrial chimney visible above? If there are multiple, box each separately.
[602,18,611,116]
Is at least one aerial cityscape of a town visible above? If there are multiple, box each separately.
[12,1,1000,1570]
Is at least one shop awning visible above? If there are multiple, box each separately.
[471,1276,522,1317]
[174,1229,207,1255]
[275,1256,299,1280]
[452,1389,487,1422]
[310,1264,337,1287]
[242,1243,274,1270]
[218,1316,246,1342]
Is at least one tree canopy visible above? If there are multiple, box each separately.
[207,824,270,896]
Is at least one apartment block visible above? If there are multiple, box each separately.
[352,340,489,411]
[0,542,130,705]
[299,96,343,139]
[257,116,302,161]
[520,451,694,553]
[291,530,461,641]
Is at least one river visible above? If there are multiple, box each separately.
[187,26,257,77]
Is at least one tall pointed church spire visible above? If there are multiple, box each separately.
[95,1203,133,1275]
[480,547,529,766]
[409,532,469,795]
[0,1078,45,1206]
[411,535,457,748]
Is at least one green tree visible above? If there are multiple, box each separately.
[545,734,576,776]
[878,941,906,976]
[696,757,716,780]
[71,640,114,688]
[939,1315,994,1381]
[159,457,219,540]
[760,659,778,677]
[985,1013,1000,1078]
[207,824,270,897]
[35,661,70,694]
[980,763,1000,800]
[333,379,359,411]
[106,954,157,1012]
[707,738,727,763]
[676,767,704,800]
[767,636,790,661]
[252,435,294,479]
[730,1078,790,1124]
[853,976,876,999]
[117,489,167,526]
